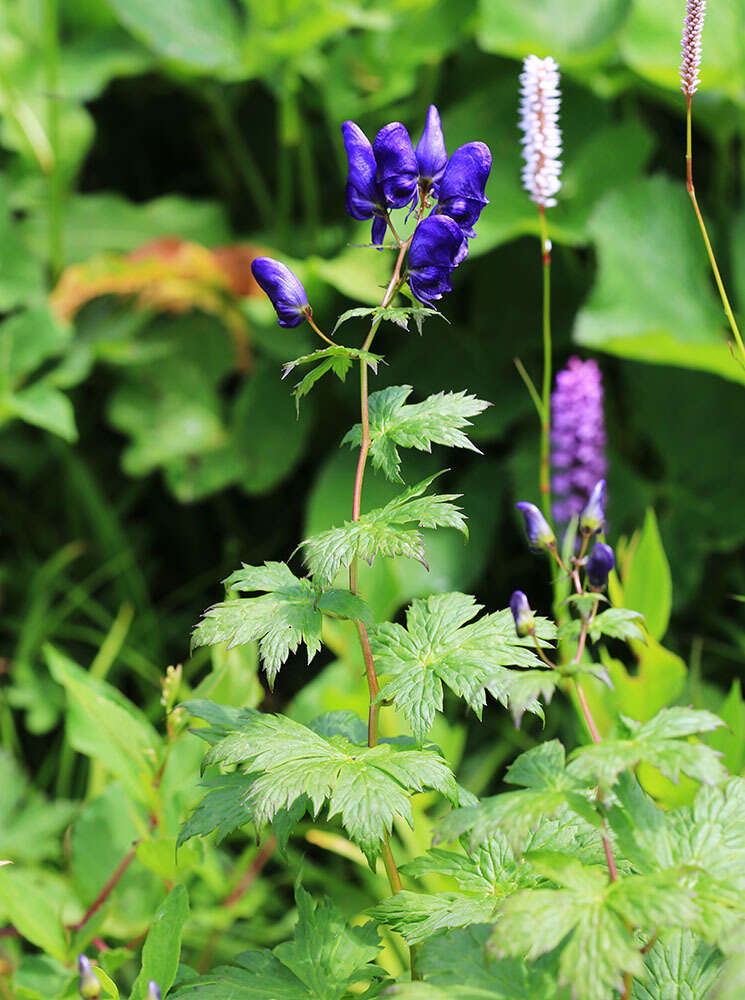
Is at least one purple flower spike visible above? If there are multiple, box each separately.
[78,955,101,999]
[580,479,607,536]
[510,590,535,638]
[416,105,448,194]
[515,501,555,550]
[586,542,615,590]
[437,141,492,238]
[341,120,388,245]
[407,215,467,304]
[551,356,607,529]
[373,122,419,210]
[251,257,309,328]
[146,982,162,1000]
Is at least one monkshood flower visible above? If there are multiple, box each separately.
[342,120,388,246]
[551,356,607,528]
[580,479,607,536]
[518,55,562,209]
[680,0,706,98]
[251,257,309,328]
[416,105,448,195]
[146,983,162,1000]
[586,542,615,591]
[407,215,467,303]
[373,122,419,210]
[437,142,492,238]
[78,955,101,999]
[510,590,535,638]
[515,501,555,551]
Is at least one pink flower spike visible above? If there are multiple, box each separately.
[680,0,706,98]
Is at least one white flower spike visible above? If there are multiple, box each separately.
[680,0,706,99]
[518,55,562,209]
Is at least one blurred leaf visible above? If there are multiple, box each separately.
[630,931,721,1000]
[7,381,77,441]
[0,868,68,962]
[574,177,745,385]
[130,884,190,1000]
[0,306,71,383]
[12,955,75,1000]
[0,751,75,863]
[136,838,201,880]
[615,508,673,641]
[602,637,687,725]
[708,681,745,777]
[0,190,43,310]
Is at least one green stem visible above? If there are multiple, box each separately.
[43,0,63,282]
[685,97,745,367]
[538,206,552,516]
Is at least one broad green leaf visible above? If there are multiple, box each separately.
[281,345,383,410]
[342,386,491,482]
[136,838,201,881]
[46,645,161,802]
[170,887,381,1000]
[574,177,745,386]
[192,561,372,686]
[618,509,673,642]
[130,885,190,1000]
[570,707,726,789]
[12,955,75,1000]
[302,473,467,588]
[0,750,75,863]
[177,772,256,848]
[477,0,630,63]
[590,607,646,644]
[0,868,68,962]
[7,382,77,441]
[371,890,496,945]
[0,200,44,311]
[631,930,721,1000]
[708,681,745,776]
[103,0,243,70]
[369,592,556,740]
[199,711,456,863]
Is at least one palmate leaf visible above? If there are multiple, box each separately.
[631,931,721,1000]
[437,741,600,854]
[282,345,384,410]
[341,386,491,482]
[192,561,372,687]
[332,303,443,337]
[494,852,701,1000]
[198,710,457,864]
[570,707,727,790]
[302,474,467,587]
[369,592,557,741]
[171,887,383,1000]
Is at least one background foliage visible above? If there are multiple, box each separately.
[2,0,745,995]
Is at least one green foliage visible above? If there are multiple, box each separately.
[130,885,190,1000]
[631,931,720,1000]
[282,345,384,409]
[570,708,727,789]
[302,474,468,587]
[369,592,556,740]
[171,888,383,999]
[332,304,443,337]
[192,561,372,686]
[342,386,490,482]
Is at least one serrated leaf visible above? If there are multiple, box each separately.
[371,890,496,945]
[437,741,599,853]
[281,346,384,410]
[631,931,721,1000]
[302,474,468,588]
[199,712,456,863]
[341,386,490,482]
[192,562,372,687]
[332,303,443,337]
[590,608,647,644]
[369,592,556,741]
[569,708,727,790]
[170,888,381,1000]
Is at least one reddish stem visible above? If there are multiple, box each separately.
[69,847,137,931]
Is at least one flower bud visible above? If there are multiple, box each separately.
[586,542,615,590]
[146,982,162,1000]
[78,956,101,1000]
[515,502,555,550]
[250,257,309,329]
[510,590,535,638]
[579,479,606,536]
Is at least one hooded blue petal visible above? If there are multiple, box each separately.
[510,590,535,637]
[437,141,492,238]
[407,215,466,304]
[579,479,607,535]
[371,215,388,247]
[515,501,555,550]
[586,542,615,590]
[416,105,448,192]
[373,122,419,210]
[342,120,386,220]
[251,257,308,328]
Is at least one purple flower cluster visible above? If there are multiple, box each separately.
[550,356,607,527]
[343,106,491,303]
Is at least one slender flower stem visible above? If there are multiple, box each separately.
[538,206,552,517]
[685,97,745,367]
[69,846,139,931]
[304,310,337,347]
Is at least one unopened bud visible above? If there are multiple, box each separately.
[78,956,101,1000]
[579,479,606,536]
[515,502,555,550]
[146,982,162,1000]
[586,543,615,590]
[510,590,535,638]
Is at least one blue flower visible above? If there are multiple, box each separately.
[510,590,535,637]
[373,122,419,210]
[586,542,615,590]
[515,501,555,550]
[416,105,448,195]
[407,215,467,304]
[251,257,309,329]
[579,479,607,536]
[78,956,101,999]
[437,141,492,238]
[342,120,388,246]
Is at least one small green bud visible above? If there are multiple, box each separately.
[78,956,101,1000]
